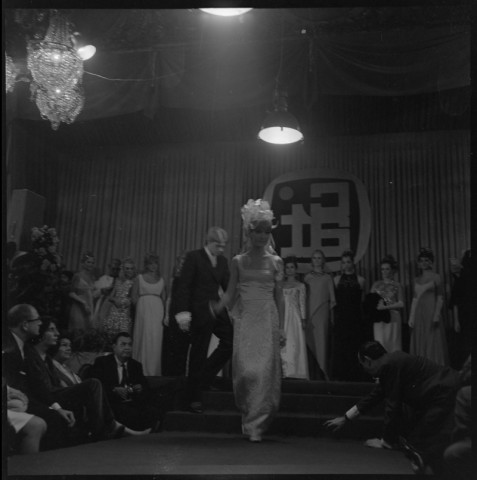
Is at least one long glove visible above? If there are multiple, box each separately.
[408,298,418,328]
[432,295,443,324]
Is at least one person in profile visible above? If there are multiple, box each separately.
[173,227,233,414]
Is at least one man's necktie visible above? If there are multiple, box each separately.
[121,363,128,386]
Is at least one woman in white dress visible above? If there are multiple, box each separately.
[214,199,285,442]
[280,256,308,379]
[131,253,166,376]
[369,255,403,353]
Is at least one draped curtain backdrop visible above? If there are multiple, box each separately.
[54,130,470,327]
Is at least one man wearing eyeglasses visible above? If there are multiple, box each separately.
[3,303,72,450]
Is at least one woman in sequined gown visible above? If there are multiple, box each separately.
[280,257,308,380]
[332,250,366,381]
[369,255,404,353]
[214,200,284,442]
[408,248,448,366]
[304,250,336,380]
[101,258,136,342]
[131,253,166,376]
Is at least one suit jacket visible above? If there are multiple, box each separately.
[25,346,64,407]
[174,248,230,327]
[89,353,150,405]
[3,330,29,394]
[356,351,459,444]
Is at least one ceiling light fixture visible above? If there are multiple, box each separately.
[72,32,96,61]
[258,15,303,145]
[199,8,252,17]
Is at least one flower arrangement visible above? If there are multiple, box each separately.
[31,225,62,272]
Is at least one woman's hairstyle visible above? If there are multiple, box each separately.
[118,257,136,280]
[49,333,73,357]
[31,316,57,345]
[144,252,159,266]
[380,254,398,271]
[417,247,434,263]
[341,250,355,262]
[311,249,326,261]
[358,341,387,362]
[241,199,275,231]
[80,251,95,264]
[283,256,298,268]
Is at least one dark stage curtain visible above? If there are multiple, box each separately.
[49,130,470,331]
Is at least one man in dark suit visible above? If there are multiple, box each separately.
[89,332,160,431]
[173,226,233,413]
[3,304,71,449]
[324,341,460,474]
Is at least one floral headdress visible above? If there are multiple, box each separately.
[241,199,274,230]
[240,199,276,254]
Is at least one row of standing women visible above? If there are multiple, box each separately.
[280,246,450,383]
[67,252,166,376]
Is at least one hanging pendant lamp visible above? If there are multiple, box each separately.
[258,89,303,145]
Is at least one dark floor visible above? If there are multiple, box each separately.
[7,431,414,476]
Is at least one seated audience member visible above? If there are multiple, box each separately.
[89,332,161,432]
[7,385,47,454]
[443,355,472,480]
[51,334,82,386]
[26,317,147,442]
[3,304,70,450]
[324,341,460,474]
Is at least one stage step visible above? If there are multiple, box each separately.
[161,379,383,439]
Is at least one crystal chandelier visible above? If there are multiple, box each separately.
[31,82,85,131]
[27,10,85,129]
[5,53,16,93]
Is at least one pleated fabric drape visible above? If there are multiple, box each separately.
[54,130,469,326]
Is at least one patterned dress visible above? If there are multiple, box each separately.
[132,274,165,376]
[280,283,309,379]
[69,273,96,335]
[230,253,282,439]
[101,278,134,341]
[371,280,402,353]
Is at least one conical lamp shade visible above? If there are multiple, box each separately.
[258,110,304,144]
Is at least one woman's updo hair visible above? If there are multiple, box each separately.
[31,316,57,345]
[144,252,159,266]
[380,254,398,271]
[283,256,298,268]
[80,251,95,264]
[417,247,434,263]
[341,249,355,262]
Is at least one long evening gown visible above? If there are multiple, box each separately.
[371,280,402,353]
[230,253,282,439]
[304,272,335,380]
[132,274,165,376]
[409,279,448,366]
[332,273,366,381]
[280,283,309,379]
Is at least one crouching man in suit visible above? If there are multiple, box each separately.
[89,332,161,432]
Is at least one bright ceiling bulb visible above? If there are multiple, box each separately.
[200,8,252,17]
[77,45,96,61]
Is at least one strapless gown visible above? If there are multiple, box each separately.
[230,254,282,439]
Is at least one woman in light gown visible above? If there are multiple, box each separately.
[131,253,166,376]
[408,248,448,365]
[304,250,335,380]
[369,255,404,353]
[280,256,308,380]
[101,258,136,342]
[69,252,100,337]
[214,199,285,442]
